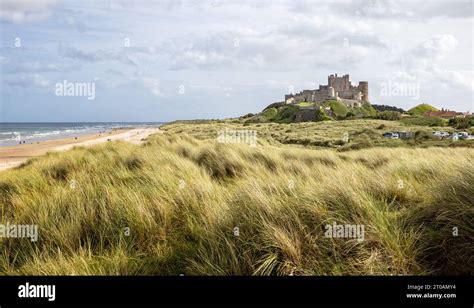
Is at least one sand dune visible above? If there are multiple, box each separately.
[0,127,161,171]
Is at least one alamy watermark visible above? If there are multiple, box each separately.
[55,80,96,100]
[380,79,420,100]
[217,128,257,146]
[324,221,364,242]
[0,222,38,242]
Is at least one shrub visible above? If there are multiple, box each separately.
[414,130,433,142]
[273,105,299,123]
[240,113,254,119]
[449,116,471,129]
[315,109,332,121]
[262,108,278,120]
[327,100,348,117]
[375,111,401,121]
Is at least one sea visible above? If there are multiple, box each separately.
[0,122,165,147]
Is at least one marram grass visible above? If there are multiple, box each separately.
[0,128,473,275]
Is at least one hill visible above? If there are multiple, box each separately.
[407,104,438,116]
[245,101,376,124]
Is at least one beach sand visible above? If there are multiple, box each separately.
[0,127,161,171]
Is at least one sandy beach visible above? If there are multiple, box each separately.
[0,127,161,171]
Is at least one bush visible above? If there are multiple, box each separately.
[449,117,471,129]
[240,113,254,119]
[375,111,402,121]
[328,100,348,117]
[414,130,433,142]
[273,105,299,123]
[262,108,278,120]
[315,109,332,121]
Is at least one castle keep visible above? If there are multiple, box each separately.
[285,74,369,108]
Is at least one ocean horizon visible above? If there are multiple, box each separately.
[0,122,165,147]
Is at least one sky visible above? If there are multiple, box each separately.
[0,0,473,122]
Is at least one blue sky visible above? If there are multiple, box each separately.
[0,0,473,122]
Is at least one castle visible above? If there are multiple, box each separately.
[285,74,369,108]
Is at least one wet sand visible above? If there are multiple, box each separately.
[0,127,161,171]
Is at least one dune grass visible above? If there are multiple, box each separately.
[163,119,472,150]
[0,124,473,275]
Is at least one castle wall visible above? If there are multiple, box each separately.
[312,90,330,102]
[337,89,361,100]
[287,89,330,104]
[285,74,368,105]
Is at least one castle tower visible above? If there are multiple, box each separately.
[328,73,351,91]
[328,86,335,98]
[358,81,368,102]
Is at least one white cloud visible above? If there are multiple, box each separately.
[413,34,458,59]
[57,43,139,66]
[0,0,60,23]
[1,0,473,121]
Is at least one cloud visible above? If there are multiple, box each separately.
[57,43,139,66]
[324,0,473,20]
[413,34,458,59]
[1,60,77,74]
[3,73,51,89]
[396,34,459,71]
[141,77,163,96]
[0,0,60,23]
[1,0,472,121]
[390,34,472,99]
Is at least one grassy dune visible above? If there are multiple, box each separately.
[0,121,473,275]
[164,119,473,150]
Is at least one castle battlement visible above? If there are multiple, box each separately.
[285,74,369,107]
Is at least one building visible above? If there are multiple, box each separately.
[424,109,471,119]
[285,74,369,107]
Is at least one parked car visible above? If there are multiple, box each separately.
[432,131,450,138]
[453,132,469,140]
[395,131,412,139]
[383,132,399,139]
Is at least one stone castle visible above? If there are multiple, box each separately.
[285,74,369,108]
